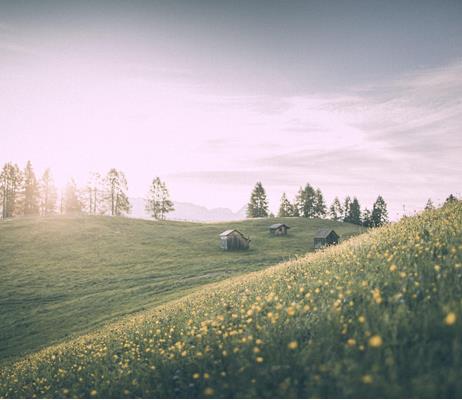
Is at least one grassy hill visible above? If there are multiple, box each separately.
[1,203,461,398]
[0,215,362,361]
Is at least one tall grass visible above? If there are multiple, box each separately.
[1,203,461,397]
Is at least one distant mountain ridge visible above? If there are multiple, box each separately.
[129,197,246,222]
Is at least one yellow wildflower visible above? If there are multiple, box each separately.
[368,335,383,347]
[288,340,298,350]
[444,312,457,326]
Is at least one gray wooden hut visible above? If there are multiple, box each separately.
[269,223,290,236]
[219,229,250,250]
[314,229,339,249]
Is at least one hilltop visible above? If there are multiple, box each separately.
[0,215,361,360]
[1,203,461,398]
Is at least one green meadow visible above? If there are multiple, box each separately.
[0,203,461,398]
[0,215,362,361]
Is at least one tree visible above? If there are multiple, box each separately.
[362,208,373,227]
[295,183,316,218]
[278,192,294,217]
[64,179,82,214]
[22,161,40,215]
[313,188,326,218]
[329,197,343,221]
[145,177,175,220]
[247,182,269,218]
[343,196,352,223]
[105,169,131,216]
[424,198,434,211]
[40,168,57,215]
[371,195,388,227]
[348,197,362,225]
[0,162,23,219]
[84,172,105,215]
[444,194,458,205]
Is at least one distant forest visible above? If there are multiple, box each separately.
[0,160,457,225]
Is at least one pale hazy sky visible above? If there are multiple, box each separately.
[1,0,461,219]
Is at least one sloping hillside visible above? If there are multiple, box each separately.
[0,215,361,360]
[1,203,461,398]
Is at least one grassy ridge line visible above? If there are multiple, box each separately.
[0,215,363,360]
[1,203,462,398]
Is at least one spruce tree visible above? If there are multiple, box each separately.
[343,196,352,223]
[105,169,131,216]
[145,177,175,220]
[424,198,434,211]
[444,194,458,205]
[362,208,372,227]
[246,182,269,218]
[296,183,316,218]
[349,197,362,225]
[23,161,40,215]
[64,179,82,214]
[313,188,326,218]
[40,168,57,215]
[371,195,388,227]
[329,197,343,221]
[278,192,293,217]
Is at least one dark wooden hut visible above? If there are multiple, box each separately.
[219,229,250,250]
[269,223,290,236]
[313,228,339,249]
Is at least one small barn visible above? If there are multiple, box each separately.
[269,223,290,236]
[219,229,251,251]
[314,228,339,249]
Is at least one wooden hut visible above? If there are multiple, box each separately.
[219,229,250,250]
[314,229,339,249]
[269,223,290,236]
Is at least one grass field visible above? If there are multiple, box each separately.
[0,203,461,398]
[0,215,362,361]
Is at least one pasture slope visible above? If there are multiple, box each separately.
[0,215,362,361]
[1,203,461,398]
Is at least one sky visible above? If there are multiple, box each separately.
[1,0,461,219]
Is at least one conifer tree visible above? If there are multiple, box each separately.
[40,168,57,215]
[362,208,373,227]
[105,169,131,216]
[295,183,316,218]
[0,162,23,219]
[278,192,293,217]
[64,178,82,214]
[371,195,388,227]
[329,197,343,221]
[246,182,269,218]
[23,161,40,215]
[85,172,105,215]
[145,177,175,220]
[343,196,352,223]
[444,194,458,205]
[349,197,362,225]
[424,198,434,211]
[313,188,326,218]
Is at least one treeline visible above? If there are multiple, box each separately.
[0,161,174,220]
[247,181,388,227]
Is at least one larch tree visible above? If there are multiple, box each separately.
[362,208,373,227]
[424,198,434,211]
[0,162,23,219]
[85,172,105,215]
[40,168,57,215]
[278,192,294,217]
[246,182,269,218]
[105,169,131,216]
[145,177,175,220]
[23,161,40,216]
[371,195,389,227]
[329,197,343,221]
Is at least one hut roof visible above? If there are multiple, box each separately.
[269,223,290,229]
[219,229,249,240]
[314,228,337,239]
